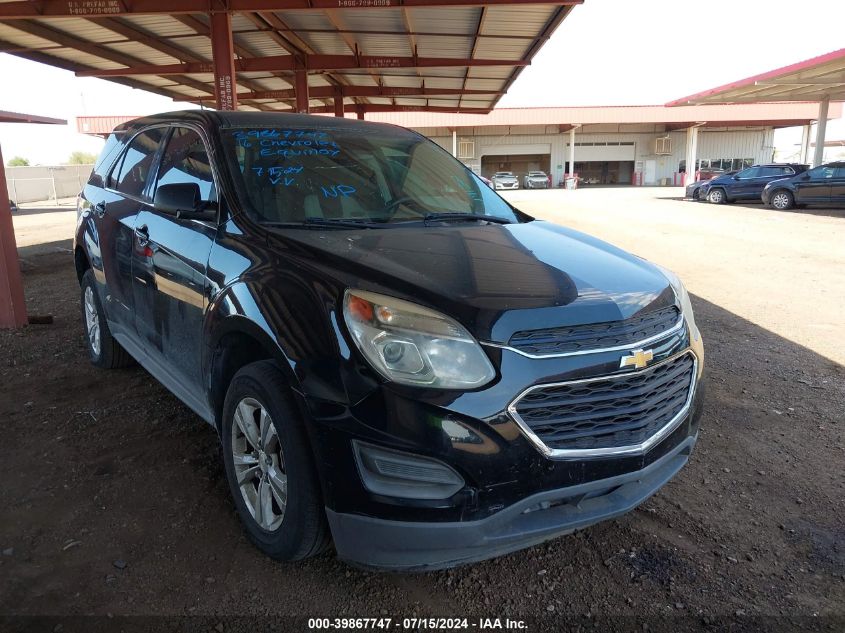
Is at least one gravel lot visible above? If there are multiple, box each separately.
[1,189,843,631]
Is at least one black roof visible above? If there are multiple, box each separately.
[114,109,414,136]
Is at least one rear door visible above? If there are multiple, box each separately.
[829,166,845,204]
[794,165,835,204]
[97,127,167,339]
[130,125,218,404]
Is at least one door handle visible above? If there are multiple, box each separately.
[94,201,106,218]
[135,225,150,247]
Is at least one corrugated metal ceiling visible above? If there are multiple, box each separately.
[0,3,578,114]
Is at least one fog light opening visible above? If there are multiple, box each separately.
[352,440,465,500]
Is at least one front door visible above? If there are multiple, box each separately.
[131,126,218,397]
[728,167,761,199]
[97,127,167,339]
[794,165,835,204]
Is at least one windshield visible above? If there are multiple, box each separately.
[222,126,519,225]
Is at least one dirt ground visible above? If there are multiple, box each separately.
[1,189,843,631]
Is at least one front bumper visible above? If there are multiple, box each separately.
[301,320,704,570]
[495,182,519,189]
[328,433,698,571]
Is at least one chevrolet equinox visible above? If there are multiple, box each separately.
[74,111,705,570]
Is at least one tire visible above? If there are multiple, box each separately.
[692,188,701,201]
[221,360,330,561]
[707,188,726,204]
[80,269,133,369]
[770,190,794,210]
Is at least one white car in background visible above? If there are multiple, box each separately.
[523,171,551,189]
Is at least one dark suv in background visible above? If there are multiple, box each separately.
[699,163,808,204]
[74,111,705,570]
[762,162,845,210]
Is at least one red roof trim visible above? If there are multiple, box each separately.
[666,48,845,106]
[0,110,66,125]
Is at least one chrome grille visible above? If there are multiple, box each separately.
[511,352,695,453]
[509,306,681,356]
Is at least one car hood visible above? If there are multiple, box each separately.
[270,220,676,344]
[495,175,518,181]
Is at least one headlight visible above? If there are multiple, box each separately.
[343,290,496,389]
[654,265,697,332]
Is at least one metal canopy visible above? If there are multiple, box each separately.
[667,48,845,168]
[0,0,581,114]
[667,48,845,106]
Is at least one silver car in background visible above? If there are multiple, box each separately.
[523,171,551,189]
[491,172,519,190]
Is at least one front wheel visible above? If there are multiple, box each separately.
[770,190,794,210]
[707,188,726,204]
[221,360,330,561]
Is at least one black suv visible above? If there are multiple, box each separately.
[699,163,808,204]
[74,111,705,570]
[762,162,845,210]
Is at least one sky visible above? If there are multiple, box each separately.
[1,0,844,165]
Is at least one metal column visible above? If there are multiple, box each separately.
[295,68,309,113]
[452,129,457,158]
[812,96,830,168]
[567,127,576,181]
[0,144,27,328]
[210,12,237,111]
[685,126,699,185]
[799,124,811,164]
[333,91,344,117]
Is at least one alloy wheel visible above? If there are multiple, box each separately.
[772,192,791,210]
[708,189,724,204]
[231,397,287,531]
[83,286,101,357]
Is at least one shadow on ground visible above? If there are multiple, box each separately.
[0,250,842,629]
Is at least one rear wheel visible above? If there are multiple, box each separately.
[80,270,133,369]
[770,190,794,210]
[221,360,330,561]
[707,188,726,204]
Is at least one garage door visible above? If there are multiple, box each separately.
[481,143,552,157]
[568,142,636,162]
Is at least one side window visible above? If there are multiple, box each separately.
[110,128,166,198]
[808,166,835,180]
[834,167,845,179]
[155,127,215,202]
[759,167,786,177]
[736,167,758,179]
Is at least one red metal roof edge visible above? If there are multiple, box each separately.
[0,110,67,125]
[665,48,845,106]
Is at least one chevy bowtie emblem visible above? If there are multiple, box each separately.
[620,348,654,370]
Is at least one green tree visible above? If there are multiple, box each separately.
[7,156,29,167]
[66,151,98,165]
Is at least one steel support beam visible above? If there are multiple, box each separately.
[310,104,490,115]
[210,12,237,110]
[567,126,576,184]
[812,95,830,168]
[294,68,309,113]
[334,94,344,118]
[0,144,27,328]
[184,86,503,102]
[0,0,582,19]
[75,55,528,77]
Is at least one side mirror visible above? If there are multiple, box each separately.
[801,173,811,180]
[732,174,741,180]
[154,183,215,220]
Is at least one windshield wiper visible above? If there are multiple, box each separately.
[422,213,514,225]
[264,217,385,229]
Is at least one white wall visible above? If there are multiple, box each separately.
[427,128,775,186]
[5,164,93,203]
